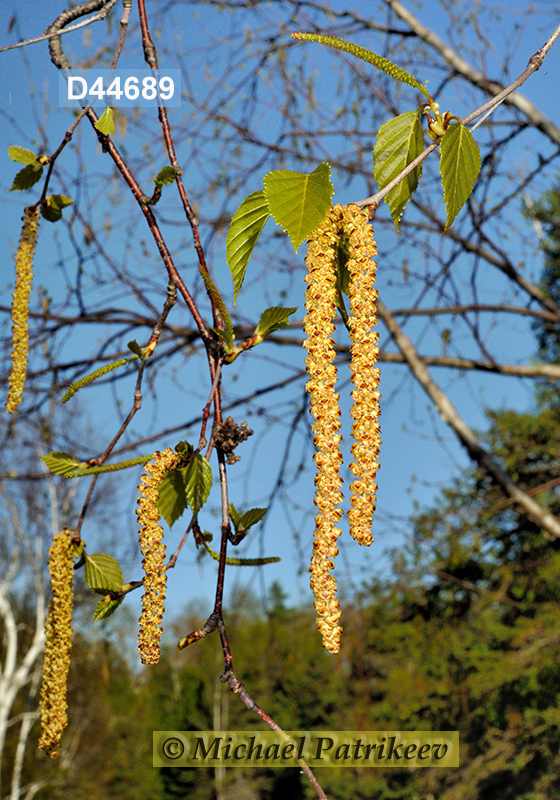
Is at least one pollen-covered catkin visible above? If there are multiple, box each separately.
[6,206,40,414]
[38,529,75,758]
[137,448,180,664]
[304,207,345,654]
[344,205,381,547]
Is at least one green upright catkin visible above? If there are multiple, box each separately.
[6,206,39,413]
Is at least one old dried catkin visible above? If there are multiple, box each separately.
[304,207,345,654]
[38,529,75,758]
[343,205,381,546]
[304,204,381,653]
[6,206,40,414]
[137,448,179,664]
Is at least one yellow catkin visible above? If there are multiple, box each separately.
[343,205,381,547]
[6,206,39,414]
[304,207,345,654]
[137,448,180,665]
[38,529,75,758]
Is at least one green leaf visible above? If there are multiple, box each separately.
[41,451,86,476]
[127,339,144,357]
[155,165,176,186]
[9,164,43,191]
[238,507,268,532]
[94,107,115,135]
[226,190,271,304]
[41,194,74,223]
[198,265,234,347]
[291,33,431,100]
[157,469,189,527]
[373,109,424,229]
[184,455,212,515]
[8,145,38,165]
[93,594,125,621]
[263,162,334,252]
[255,306,298,337]
[439,121,481,230]
[157,455,213,525]
[84,552,124,595]
[229,503,242,530]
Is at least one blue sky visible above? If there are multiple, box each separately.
[2,0,560,644]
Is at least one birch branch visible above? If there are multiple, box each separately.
[376,297,560,540]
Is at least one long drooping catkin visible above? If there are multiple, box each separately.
[303,208,344,654]
[303,204,381,653]
[137,448,179,664]
[343,205,381,547]
[6,206,40,414]
[38,529,75,758]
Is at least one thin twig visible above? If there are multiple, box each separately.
[0,0,118,54]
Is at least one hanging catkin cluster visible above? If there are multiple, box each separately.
[304,204,380,653]
[38,529,75,758]
[6,206,40,414]
[137,448,179,664]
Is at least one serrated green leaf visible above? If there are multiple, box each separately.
[155,165,176,186]
[157,455,212,525]
[291,33,430,99]
[226,190,271,304]
[255,306,298,337]
[373,110,424,229]
[93,594,125,621]
[41,451,85,476]
[439,122,481,230]
[263,162,334,252]
[94,107,115,135]
[157,469,189,527]
[184,455,212,515]
[84,553,124,595]
[127,339,144,357]
[238,507,268,532]
[8,145,38,165]
[229,503,242,530]
[9,164,43,191]
[41,194,74,223]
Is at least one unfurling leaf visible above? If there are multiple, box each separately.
[41,451,86,476]
[41,195,74,223]
[93,594,125,621]
[263,162,334,252]
[237,507,268,532]
[198,266,234,347]
[157,455,212,526]
[94,108,115,135]
[9,164,44,191]
[84,552,124,595]
[8,145,39,165]
[373,109,424,229]
[154,165,176,186]
[226,190,271,304]
[127,339,144,357]
[291,33,431,100]
[254,306,298,337]
[439,121,481,229]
